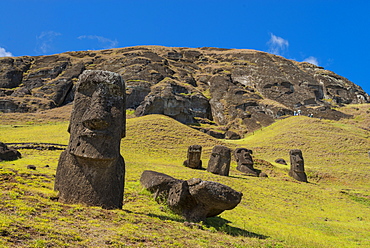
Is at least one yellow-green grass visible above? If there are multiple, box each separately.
[1,112,370,247]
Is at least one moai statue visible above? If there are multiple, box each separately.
[289,149,308,182]
[54,70,126,209]
[183,145,202,169]
[207,145,231,176]
[368,150,370,159]
[234,148,258,176]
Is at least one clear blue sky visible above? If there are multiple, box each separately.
[1,0,369,94]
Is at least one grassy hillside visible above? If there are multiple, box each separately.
[0,105,370,247]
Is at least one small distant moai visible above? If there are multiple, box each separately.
[54,70,126,209]
[183,145,202,169]
[368,150,370,158]
[207,145,231,176]
[289,149,308,182]
[234,148,258,176]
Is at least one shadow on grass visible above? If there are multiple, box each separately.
[204,216,268,239]
[146,212,268,239]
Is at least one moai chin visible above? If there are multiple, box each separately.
[288,149,308,182]
[183,145,202,169]
[234,148,258,176]
[54,70,126,209]
[207,145,231,176]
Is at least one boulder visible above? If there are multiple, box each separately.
[275,158,287,165]
[0,142,21,161]
[140,170,242,222]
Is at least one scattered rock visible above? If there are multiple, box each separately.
[224,130,241,140]
[27,164,36,170]
[275,158,287,165]
[0,142,21,161]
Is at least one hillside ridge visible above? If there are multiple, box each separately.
[1,46,369,134]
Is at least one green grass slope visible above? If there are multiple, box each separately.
[1,111,370,247]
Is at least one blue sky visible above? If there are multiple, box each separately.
[1,0,369,94]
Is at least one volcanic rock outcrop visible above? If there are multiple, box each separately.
[140,170,242,222]
[1,46,369,133]
[54,70,126,209]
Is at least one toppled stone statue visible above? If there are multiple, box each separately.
[234,148,258,176]
[54,70,126,209]
[288,149,308,182]
[207,145,231,176]
[140,170,242,222]
[0,142,21,161]
[183,145,202,169]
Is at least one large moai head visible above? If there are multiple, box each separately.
[55,70,126,209]
[207,145,231,176]
[184,145,202,169]
[234,148,258,176]
[67,70,126,160]
[289,149,307,182]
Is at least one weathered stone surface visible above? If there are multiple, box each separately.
[1,46,368,134]
[183,145,202,169]
[288,149,308,182]
[207,145,231,176]
[140,170,242,222]
[135,78,212,123]
[224,130,241,140]
[0,142,21,161]
[54,70,126,209]
[275,158,287,165]
[234,148,258,176]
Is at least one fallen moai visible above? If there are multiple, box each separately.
[140,170,242,222]
[54,70,126,209]
[183,145,202,169]
[207,145,231,176]
[288,149,308,182]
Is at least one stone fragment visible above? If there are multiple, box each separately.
[207,145,231,176]
[288,149,308,182]
[275,158,287,165]
[27,165,36,170]
[234,148,258,176]
[54,70,126,209]
[0,142,21,161]
[183,145,202,169]
[140,170,242,222]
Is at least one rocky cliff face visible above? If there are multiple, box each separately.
[1,46,369,133]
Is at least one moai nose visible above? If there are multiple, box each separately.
[82,90,111,130]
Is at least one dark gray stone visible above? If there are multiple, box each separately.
[207,145,231,176]
[183,145,202,169]
[288,149,308,182]
[54,70,126,209]
[140,170,242,222]
[234,148,258,177]
[0,142,21,161]
[275,158,287,165]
